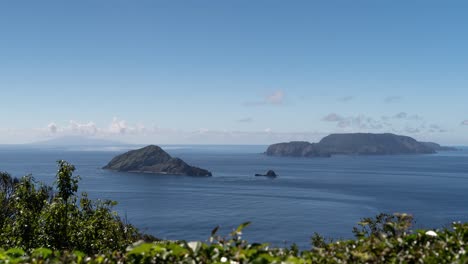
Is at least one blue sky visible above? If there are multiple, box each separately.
[1,0,467,144]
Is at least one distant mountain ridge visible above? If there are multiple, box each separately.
[266,133,454,158]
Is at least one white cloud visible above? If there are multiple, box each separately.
[394,112,408,119]
[322,113,344,122]
[392,112,422,121]
[47,122,58,133]
[322,113,384,130]
[41,118,149,138]
[0,126,325,145]
[266,90,284,104]
[195,128,210,134]
[461,120,468,126]
[181,129,326,144]
[321,112,445,135]
[408,114,422,120]
[405,127,420,134]
[69,120,98,135]
[109,117,127,134]
[428,124,446,133]
[133,123,147,134]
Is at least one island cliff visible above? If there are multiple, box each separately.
[103,145,212,176]
[419,142,458,151]
[265,141,331,157]
[266,133,443,158]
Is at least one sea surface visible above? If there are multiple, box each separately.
[0,144,467,248]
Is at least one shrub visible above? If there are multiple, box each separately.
[0,220,466,263]
[0,160,142,253]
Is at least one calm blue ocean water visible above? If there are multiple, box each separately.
[0,145,467,248]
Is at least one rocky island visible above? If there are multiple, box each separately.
[255,170,278,177]
[266,133,454,158]
[265,141,332,157]
[103,145,212,176]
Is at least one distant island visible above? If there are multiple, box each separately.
[103,145,212,176]
[266,133,456,158]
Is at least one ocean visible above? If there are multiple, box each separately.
[0,144,467,248]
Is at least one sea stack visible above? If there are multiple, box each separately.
[255,170,278,177]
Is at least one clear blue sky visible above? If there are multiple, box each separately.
[1,0,467,144]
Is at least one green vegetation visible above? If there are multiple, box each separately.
[0,161,146,254]
[0,161,467,263]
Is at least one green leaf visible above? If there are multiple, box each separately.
[211,226,220,236]
[128,243,155,255]
[32,248,53,259]
[73,250,86,257]
[236,221,251,233]
[166,243,188,256]
[6,248,25,258]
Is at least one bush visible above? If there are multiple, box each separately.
[0,160,143,253]
[0,220,466,263]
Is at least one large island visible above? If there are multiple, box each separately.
[103,145,212,176]
[266,133,454,158]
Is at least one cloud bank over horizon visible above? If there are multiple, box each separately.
[0,111,463,145]
[32,119,327,145]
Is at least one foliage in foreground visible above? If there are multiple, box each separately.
[0,161,467,263]
[0,161,146,254]
[0,219,467,263]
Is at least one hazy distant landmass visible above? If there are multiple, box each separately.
[103,145,212,177]
[419,142,458,151]
[30,136,124,146]
[266,133,456,158]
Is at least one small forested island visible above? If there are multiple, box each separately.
[266,133,456,158]
[103,145,212,176]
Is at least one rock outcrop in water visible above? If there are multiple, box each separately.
[266,133,438,158]
[255,170,278,177]
[103,145,212,176]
